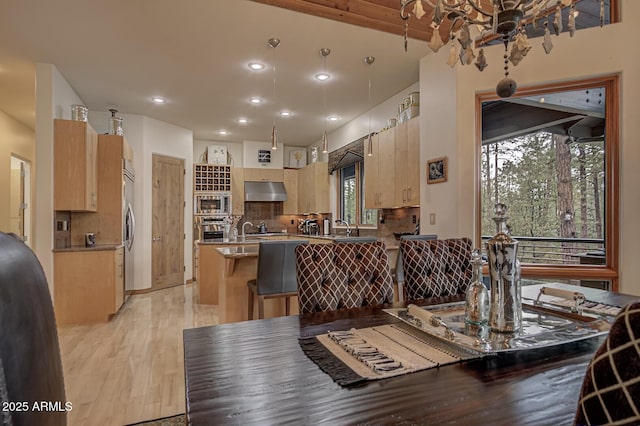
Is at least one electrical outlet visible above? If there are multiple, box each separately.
[430,213,436,225]
[290,219,294,225]
[412,215,416,224]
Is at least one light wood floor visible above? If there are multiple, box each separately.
[57,283,219,426]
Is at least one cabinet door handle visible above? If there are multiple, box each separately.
[153,237,163,242]
[402,189,406,202]
[408,187,412,201]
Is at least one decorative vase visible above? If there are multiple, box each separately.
[465,249,490,325]
[487,203,522,333]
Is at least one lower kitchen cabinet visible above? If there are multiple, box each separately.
[54,246,124,325]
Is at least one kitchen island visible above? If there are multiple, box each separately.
[197,235,399,324]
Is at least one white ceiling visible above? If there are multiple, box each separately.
[0,0,428,145]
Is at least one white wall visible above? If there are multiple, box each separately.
[242,141,284,168]
[420,0,640,295]
[322,81,420,217]
[193,139,244,167]
[89,112,193,290]
[34,64,85,293]
[34,70,194,293]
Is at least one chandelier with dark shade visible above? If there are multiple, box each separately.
[400,0,607,98]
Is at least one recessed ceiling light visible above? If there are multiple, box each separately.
[280,111,292,117]
[238,118,248,124]
[327,115,340,121]
[315,73,331,81]
[248,62,265,70]
[249,97,262,104]
[151,97,166,104]
[218,130,229,135]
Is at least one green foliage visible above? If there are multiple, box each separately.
[481,132,605,240]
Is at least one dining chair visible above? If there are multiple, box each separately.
[332,237,378,243]
[0,232,67,426]
[247,239,309,320]
[394,234,438,302]
[400,237,473,301]
[295,241,394,313]
[574,301,640,426]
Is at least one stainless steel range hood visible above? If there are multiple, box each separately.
[244,181,287,202]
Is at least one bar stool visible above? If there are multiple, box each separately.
[395,234,437,301]
[247,240,308,320]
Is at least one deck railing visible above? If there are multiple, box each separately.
[479,236,605,265]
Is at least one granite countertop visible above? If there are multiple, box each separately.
[53,243,124,253]
[198,235,399,250]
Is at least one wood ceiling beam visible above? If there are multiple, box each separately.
[250,0,433,42]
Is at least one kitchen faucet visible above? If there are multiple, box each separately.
[241,222,254,240]
[335,219,351,237]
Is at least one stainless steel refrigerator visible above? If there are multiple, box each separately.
[123,159,135,291]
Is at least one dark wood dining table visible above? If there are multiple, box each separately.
[183,283,637,425]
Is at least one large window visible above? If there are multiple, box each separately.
[338,162,376,226]
[477,76,619,289]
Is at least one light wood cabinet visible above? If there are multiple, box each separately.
[54,119,98,211]
[54,246,124,325]
[282,169,299,214]
[297,162,330,213]
[70,134,131,246]
[364,130,395,209]
[243,168,284,182]
[365,117,420,209]
[394,117,420,206]
[231,167,245,215]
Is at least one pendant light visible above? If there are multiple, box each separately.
[320,48,330,154]
[269,37,280,150]
[365,56,375,156]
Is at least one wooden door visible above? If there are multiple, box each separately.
[9,161,24,237]
[152,154,185,289]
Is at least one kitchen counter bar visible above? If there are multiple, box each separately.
[197,236,401,324]
[53,243,124,253]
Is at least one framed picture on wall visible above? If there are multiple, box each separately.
[289,149,307,168]
[427,156,447,184]
[258,149,271,163]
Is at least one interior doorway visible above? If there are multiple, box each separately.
[9,155,31,246]
[151,154,185,290]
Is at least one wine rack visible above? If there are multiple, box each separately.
[194,164,231,192]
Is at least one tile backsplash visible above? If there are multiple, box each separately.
[236,202,420,244]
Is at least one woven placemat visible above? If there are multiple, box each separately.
[300,323,483,387]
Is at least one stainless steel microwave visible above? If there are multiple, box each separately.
[194,193,231,216]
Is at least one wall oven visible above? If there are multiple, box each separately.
[194,193,231,216]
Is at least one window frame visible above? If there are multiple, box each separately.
[475,75,620,290]
[335,161,375,227]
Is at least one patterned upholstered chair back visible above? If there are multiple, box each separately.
[574,301,640,426]
[295,241,394,313]
[0,232,66,426]
[399,237,473,301]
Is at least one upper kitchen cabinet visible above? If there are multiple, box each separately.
[54,119,98,211]
[231,167,245,215]
[297,162,329,213]
[364,129,395,209]
[394,117,420,207]
[70,134,133,246]
[282,169,298,215]
[243,168,284,182]
[365,116,419,209]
